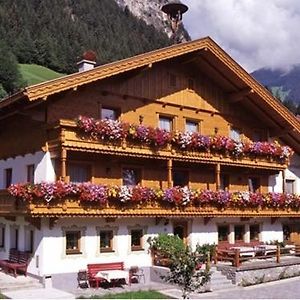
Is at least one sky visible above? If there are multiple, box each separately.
[183,0,300,72]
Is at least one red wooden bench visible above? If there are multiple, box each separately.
[87,262,124,288]
[0,249,30,277]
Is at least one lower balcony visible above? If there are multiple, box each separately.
[4,182,300,218]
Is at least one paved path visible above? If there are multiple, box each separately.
[162,276,300,299]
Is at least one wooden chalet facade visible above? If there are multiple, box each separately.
[0,37,300,280]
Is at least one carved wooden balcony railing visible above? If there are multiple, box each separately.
[4,183,300,218]
[46,118,292,171]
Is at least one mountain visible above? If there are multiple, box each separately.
[251,66,300,105]
[0,0,179,97]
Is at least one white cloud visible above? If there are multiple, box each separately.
[183,0,300,71]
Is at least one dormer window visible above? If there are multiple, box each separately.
[101,107,119,120]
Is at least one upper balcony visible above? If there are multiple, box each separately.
[3,182,300,218]
[47,116,293,171]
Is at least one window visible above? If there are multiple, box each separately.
[101,107,119,120]
[234,225,245,241]
[172,170,189,187]
[122,168,141,186]
[283,224,291,242]
[285,179,295,194]
[159,116,172,132]
[185,120,198,133]
[25,228,34,253]
[68,163,90,183]
[250,224,260,241]
[0,225,5,248]
[27,164,35,183]
[100,230,113,252]
[218,225,229,242]
[220,174,230,191]
[230,127,241,142]
[4,168,12,188]
[10,226,19,250]
[131,229,143,251]
[248,177,260,192]
[169,73,177,87]
[66,231,81,254]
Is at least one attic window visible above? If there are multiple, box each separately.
[169,73,177,87]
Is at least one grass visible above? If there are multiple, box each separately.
[0,293,8,299]
[19,63,64,86]
[78,290,172,299]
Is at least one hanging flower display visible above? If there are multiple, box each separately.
[8,182,300,210]
[76,116,293,161]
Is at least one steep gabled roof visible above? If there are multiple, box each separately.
[2,37,300,151]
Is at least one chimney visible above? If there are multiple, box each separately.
[77,50,97,72]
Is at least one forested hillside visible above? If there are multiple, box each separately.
[0,0,171,97]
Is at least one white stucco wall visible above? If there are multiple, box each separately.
[0,151,56,188]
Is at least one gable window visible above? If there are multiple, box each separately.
[285,179,295,194]
[100,230,114,252]
[27,164,35,183]
[220,174,230,191]
[25,227,34,253]
[159,116,173,132]
[4,168,12,188]
[230,127,241,142]
[248,177,260,192]
[250,224,260,241]
[234,225,245,242]
[0,225,5,248]
[122,168,141,186]
[218,225,229,242]
[101,107,119,120]
[185,120,198,133]
[172,169,189,187]
[130,229,144,251]
[68,163,90,183]
[66,231,81,255]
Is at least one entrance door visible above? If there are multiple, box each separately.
[173,221,188,245]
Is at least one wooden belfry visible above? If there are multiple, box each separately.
[161,2,188,43]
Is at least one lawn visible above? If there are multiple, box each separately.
[78,290,172,299]
[19,63,64,86]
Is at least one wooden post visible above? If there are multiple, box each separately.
[234,248,240,267]
[60,148,67,181]
[167,159,173,188]
[214,245,218,264]
[282,170,286,194]
[206,251,211,271]
[215,163,221,190]
[276,245,281,263]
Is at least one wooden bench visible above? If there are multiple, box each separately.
[0,249,30,277]
[87,262,124,288]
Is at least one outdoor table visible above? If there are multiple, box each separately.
[95,270,129,284]
[230,246,256,257]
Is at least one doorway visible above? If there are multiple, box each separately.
[173,221,188,245]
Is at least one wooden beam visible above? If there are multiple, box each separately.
[228,88,254,103]
[215,163,220,191]
[167,159,173,188]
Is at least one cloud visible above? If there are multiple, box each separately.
[183,0,300,72]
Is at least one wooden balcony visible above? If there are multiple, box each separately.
[47,119,289,171]
[0,190,26,216]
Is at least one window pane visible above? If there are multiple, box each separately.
[234,225,245,241]
[230,128,241,142]
[159,117,172,132]
[101,108,118,120]
[69,164,89,183]
[122,168,140,186]
[185,121,198,133]
[218,226,229,242]
[66,231,80,251]
[131,229,143,247]
[4,168,12,188]
[250,224,260,241]
[100,230,113,249]
[285,180,295,194]
[172,170,188,187]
